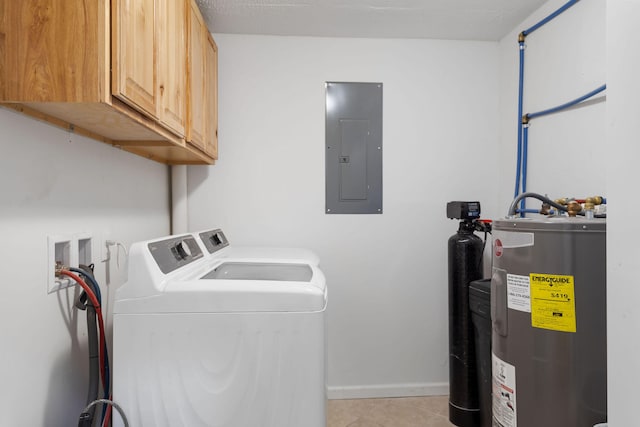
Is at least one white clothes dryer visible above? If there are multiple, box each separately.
[113,233,327,427]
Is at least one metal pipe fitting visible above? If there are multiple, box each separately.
[567,200,582,217]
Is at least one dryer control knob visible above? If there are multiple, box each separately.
[175,240,192,260]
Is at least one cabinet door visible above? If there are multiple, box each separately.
[112,0,158,118]
[157,0,186,136]
[187,0,207,151]
[0,0,105,103]
[204,34,218,159]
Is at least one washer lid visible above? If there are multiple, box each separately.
[201,262,313,281]
[114,262,326,314]
[192,228,321,266]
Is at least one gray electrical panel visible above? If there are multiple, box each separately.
[325,82,383,214]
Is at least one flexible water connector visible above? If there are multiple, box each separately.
[527,84,606,121]
[508,192,570,217]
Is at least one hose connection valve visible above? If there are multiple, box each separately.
[584,196,604,219]
[55,261,67,277]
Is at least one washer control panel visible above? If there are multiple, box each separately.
[199,229,229,254]
[148,236,204,274]
[173,240,192,260]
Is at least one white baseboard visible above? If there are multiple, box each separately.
[327,382,449,400]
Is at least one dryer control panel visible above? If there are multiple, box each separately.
[148,236,204,274]
[199,229,229,254]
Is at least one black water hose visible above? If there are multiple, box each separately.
[508,192,569,217]
[71,266,110,404]
[74,267,101,427]
[77,305,99,427]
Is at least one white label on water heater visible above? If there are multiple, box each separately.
[493,353,517,427]
[507,274,531,313]
[493,230,534,248]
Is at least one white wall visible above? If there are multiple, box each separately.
[0,108,170,426]
[607,1,640,425]
[497,0,606,211]
[188,34,501,398]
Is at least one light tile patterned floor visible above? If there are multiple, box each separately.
[328,395,456,427]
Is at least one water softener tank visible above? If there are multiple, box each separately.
[448,220,483,426]
[491,217,607,427]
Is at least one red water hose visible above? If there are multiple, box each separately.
[103,398,112,427]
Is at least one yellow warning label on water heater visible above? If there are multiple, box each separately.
[529,273,576,333]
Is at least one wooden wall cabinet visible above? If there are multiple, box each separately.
[0,0,216,165]
[158,0,188,137]
[187,0,218,159]
[187,0,207,152]
[112,0,158,119]
[205,34,219,159]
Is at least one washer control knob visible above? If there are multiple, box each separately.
[211,233,223,246]
[175,240,192,260]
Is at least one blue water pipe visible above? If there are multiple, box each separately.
[516,208,542,214]
[520,125,529,212]
[526,84,607,121]
[514,41,525,199]
[518,84,606,213]
[515,0,581,201]
[522,0,580,36]
[514,0,591,215]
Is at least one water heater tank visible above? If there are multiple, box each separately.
[491,217,606,427]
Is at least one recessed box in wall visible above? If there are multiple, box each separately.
[47,233,93,294]
[76,233,93,266]
[48,235,72,293]
[325,82,383,214]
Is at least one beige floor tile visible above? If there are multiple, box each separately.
[328,396,456,427]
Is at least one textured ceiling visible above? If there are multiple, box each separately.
[195,0,548,41]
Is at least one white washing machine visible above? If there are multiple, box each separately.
[113,233,327,427]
